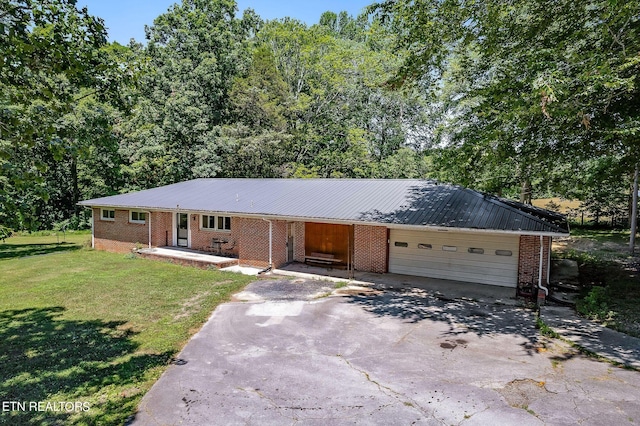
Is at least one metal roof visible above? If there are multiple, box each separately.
[79,178,569,235]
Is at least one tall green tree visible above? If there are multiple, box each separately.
[119,0,259,189]
[0,0,124,229]
[371,0,640,202]
[251,17,430,178]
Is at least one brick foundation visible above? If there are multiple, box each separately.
[353,224,388,273]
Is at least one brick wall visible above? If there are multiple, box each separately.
[353,224,388,273]
[93,208,150,253]
[150,211,172,247]
[189,215,239,257]
[293,221,305,262]
[518,235,551,285]
[236,218,288,268]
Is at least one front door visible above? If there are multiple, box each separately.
[177,213,188,247]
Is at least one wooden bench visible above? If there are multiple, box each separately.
[305,252,343,265]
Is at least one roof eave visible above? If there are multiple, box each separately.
[80,202,569,237]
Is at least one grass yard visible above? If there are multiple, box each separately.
[0,233,253,425]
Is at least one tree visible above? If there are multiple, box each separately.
[0,0,124,229]
[370,0,640,203]
[118,0,259,189]
[252,17,431,178]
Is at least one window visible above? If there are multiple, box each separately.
[218,216,231,231]
[202,215,231,231]
[394,241,408,247]
[442,245,457,252]
[101,209,115,221]
[418,243,432,249]
[495,250,513,256]
[202,215,216,229]
[468,247,484,254]
[130,211,146,224]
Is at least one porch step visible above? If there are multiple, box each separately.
[136,247,239,270]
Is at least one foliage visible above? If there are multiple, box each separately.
[0,225,12,241]
[370,0,640,205]
[577,286,615,322]
[0,0,130,229]
[118,0,259,188]
[3,0,639,232]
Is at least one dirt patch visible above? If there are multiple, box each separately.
[333,286,382,297]
[175,291,210,320]
[497,378,551,415]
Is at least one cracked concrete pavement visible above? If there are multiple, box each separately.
[130,282,640,425]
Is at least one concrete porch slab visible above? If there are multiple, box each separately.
[136,247,238,269]
[219,265,263,275]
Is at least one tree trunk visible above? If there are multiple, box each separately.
[71,154,79,218]
[629,163,638,254]
[519,179,532,205]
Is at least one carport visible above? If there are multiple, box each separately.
[304,222,354,269]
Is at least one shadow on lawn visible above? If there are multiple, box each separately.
[346,289,543,356]
[0,307,172,425]
[0,242,81,260]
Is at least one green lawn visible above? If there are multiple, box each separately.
[0,233,253,425]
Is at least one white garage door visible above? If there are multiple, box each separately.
[389,230,519,287]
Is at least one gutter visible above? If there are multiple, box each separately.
[538,235,548,297]
[146,210,152,249]
[261,218,273,272]
[84,206,95,249]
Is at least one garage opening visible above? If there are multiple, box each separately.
[304,223,353,269]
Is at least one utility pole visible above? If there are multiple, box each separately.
[630,163,638,254]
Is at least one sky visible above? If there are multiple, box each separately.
[77,0,374,45]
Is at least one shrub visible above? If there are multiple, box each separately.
[577,286,615,322]
[0,225,12,241]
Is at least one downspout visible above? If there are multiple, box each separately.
[147,211,152,249]
[547,237,552,284]
[538,235,548,296]
[261,218,273,272]
[88,207,94,249]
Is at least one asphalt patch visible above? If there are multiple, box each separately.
[237,278,336,301]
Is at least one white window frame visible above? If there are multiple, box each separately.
[129,210,146,224]
[217,215,231,231]
[201,214,231,232]
[101,208,115,221]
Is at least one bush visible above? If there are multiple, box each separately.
[0,225,12,241]
[577,286,615,322]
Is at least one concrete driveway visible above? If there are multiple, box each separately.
[131,281,640,425]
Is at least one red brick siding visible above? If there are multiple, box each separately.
[236,218,288,268]
[353,224,388,273]
[518,235,551,285]
[150,211,172,247]
[189,215,239,257]
[293,222,305,262]
[93,208,149,253]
